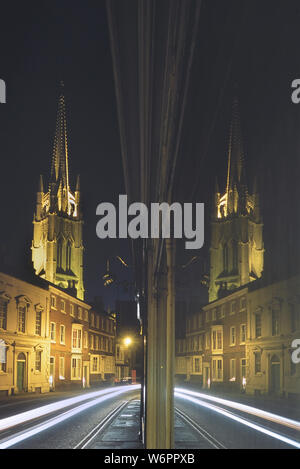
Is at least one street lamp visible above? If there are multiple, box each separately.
[124,337,132,347]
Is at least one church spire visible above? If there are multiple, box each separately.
[50,81,70,194]
[223,95,249,216]
[226,95,246,191]
[32,82,84,300]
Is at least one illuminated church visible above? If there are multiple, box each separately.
[209,96,264,302]
[31,84,84,300]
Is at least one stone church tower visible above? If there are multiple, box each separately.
[32,83,84,300]
[209,96,264,302]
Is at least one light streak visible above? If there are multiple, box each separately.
[175,388,300,431]
[0,388,136,449]
[0,385,140,432]
[175,391,300,449]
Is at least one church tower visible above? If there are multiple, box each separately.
[32,83,84,300]
[209,96,264,302]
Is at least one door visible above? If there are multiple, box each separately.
[17,353,26,392]
[83,365,88,388]
[203,366,210,389]
[49,357,55,390]
[270,355,280,394]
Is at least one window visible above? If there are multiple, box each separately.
[66,241,72,271]
[223,244,228,271]
[71,357,81,379]
[18,306,26,333]
[72,327,82,350]
[0,299,8,330]
[192,315,197,330]
[220,305,225,319]
[230,326,236,346]
[61,300,65,313]
[290,304,298,333]
[95,335,99,350]
[212,358,223,381]
[240,324,246,344]
[272,309,280,336]
[50,322,56,342]
[230,359,236,381]
[78,307,82,320]
[35,351,42,372]
[35,310,42,335]
[205,332,210,350]
[51,296,56,308]
[0,343,7,372]
[83,331,88,348]
[212,329,223,351]
[241,358,247,380]
[254,352,261,374]
[231,301,237,315]
[84,310,89,322]
[57,239,63,269]
[205,311,210,323]
[59,357,65,379]
[240,297,246,311]
[232,241,238,270]
[60,325,65,344]
[194,358,201,373]
[70,304,74,317]
[91,313,95,328]
[255,314,262,338]
[212,309,216,321]
[92,356,99,373]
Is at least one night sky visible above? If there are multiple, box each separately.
[0,1,300,310]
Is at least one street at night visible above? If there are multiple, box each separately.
[0,0,300,455]
[0,386,299,449]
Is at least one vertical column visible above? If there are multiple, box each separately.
[145,239,176,449]
[145,240,157,447]
[165,238,175,448]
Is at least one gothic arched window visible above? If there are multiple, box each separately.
[232,240,238,271]
[57,238,63,269]
[223,244,228,272]
[66,240,72,271]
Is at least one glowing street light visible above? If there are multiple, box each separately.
[124,337,132,347]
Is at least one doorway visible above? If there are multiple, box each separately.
[17,353,26,392]
[270,355,281,395]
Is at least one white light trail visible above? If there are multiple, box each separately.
[175,388,300,431]
[175,391,300,449]
[0,385,140,432]
[0,386,140,449]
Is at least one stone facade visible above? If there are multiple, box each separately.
[0,272,51,396]
[246,276,300,397]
